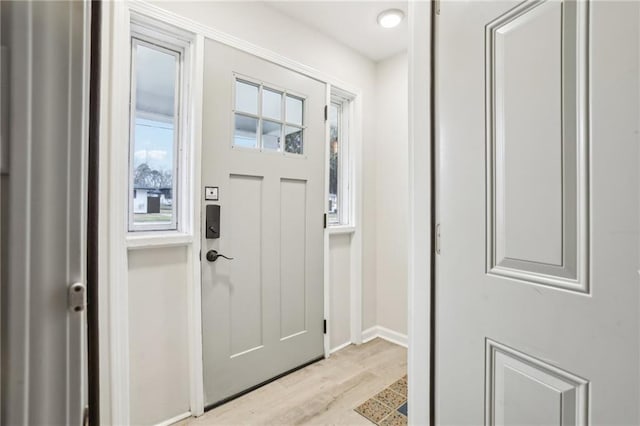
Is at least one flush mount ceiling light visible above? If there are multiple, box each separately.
[377,9,405,29]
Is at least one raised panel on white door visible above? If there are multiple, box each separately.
[496,0,563,266]
[486,0,589,292]
[229,174,264,357]
[280,178,307,340]
[486,340,589,426]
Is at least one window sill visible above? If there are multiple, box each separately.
[126,232,193,250]
[327,225,356,235]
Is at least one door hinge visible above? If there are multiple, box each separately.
[68,282,86,313]
[434,0,441,15]
[323,319,327,334]
[324,105,328,121]
[324,213,327,229]
[435,223,441,255]
[199,250,201,261]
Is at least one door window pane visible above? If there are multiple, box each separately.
[235,80,259,115]
[262,120,282,151]
[262,88,282,120]
[285,126,303,154]
[131,41,179,230]
[232,79,305,155]
[286,95,303,125]
[234,114,259,148]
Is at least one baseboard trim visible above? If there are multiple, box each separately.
[361,326,408,348]
[362,326,378,343]
[330,341,353,354]
[155,411,191,426]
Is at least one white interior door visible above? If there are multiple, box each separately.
[1,1,89,424]
[200,39,326,407]
[436,0,639,424]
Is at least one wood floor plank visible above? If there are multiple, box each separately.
[177,338,407,426]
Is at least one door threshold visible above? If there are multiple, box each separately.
[204,355,325,412]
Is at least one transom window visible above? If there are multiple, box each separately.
[233,78,305,155]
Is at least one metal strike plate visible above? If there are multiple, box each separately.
[68,282,86,313]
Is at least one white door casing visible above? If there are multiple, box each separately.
[200,39,326,406]
[436,0,639,424]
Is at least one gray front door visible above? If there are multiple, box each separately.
[200,39,326,407]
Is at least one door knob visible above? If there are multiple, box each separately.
[206,249,234,262]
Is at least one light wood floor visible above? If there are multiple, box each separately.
[177,338,407,425]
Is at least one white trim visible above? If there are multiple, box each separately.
[323,84,332,359]
[187,33,205,417]
[126,233,193,249]
[349,94,363,345]
[362,326,378,344]
[408,1,432,425]
[105,2,133,424]
[327,225,356,235]
[361,326,408,348]
[377,326,409,348]
[154,411,191,426]
[330,341,353,354]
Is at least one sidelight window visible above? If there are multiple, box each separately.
[127,27,189,232]
[328,93,352,226]
[233,78,305,155]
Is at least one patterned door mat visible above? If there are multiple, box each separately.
[355,376,407,425]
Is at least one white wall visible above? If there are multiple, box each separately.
[128,247,191,425]
[375,52,409,335]
[329,234,352,349]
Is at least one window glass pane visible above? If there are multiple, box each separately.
[329,103,340,222]
[285,126,303,154]
[131,42,178,228]
[262,120,282,151]
[262,88,282,120]
[235,80,259,115]
[234,114,258,148]
[286,95,303,125]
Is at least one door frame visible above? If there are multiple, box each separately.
[407,1,434,426]
[98,1,365,423]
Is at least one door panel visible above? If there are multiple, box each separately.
[436,0,639,424]
[280,178,308,339]
[228,174,264,357]
[486,0,587,291]
[201,40,325,406]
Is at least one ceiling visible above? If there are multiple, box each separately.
[266,1,409,62]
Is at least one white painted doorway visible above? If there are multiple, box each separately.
[200,39,327,408]
[435,0,639,423]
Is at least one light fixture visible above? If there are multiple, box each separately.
[377,9,405,29]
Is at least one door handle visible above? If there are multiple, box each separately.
[206,249,234,262]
